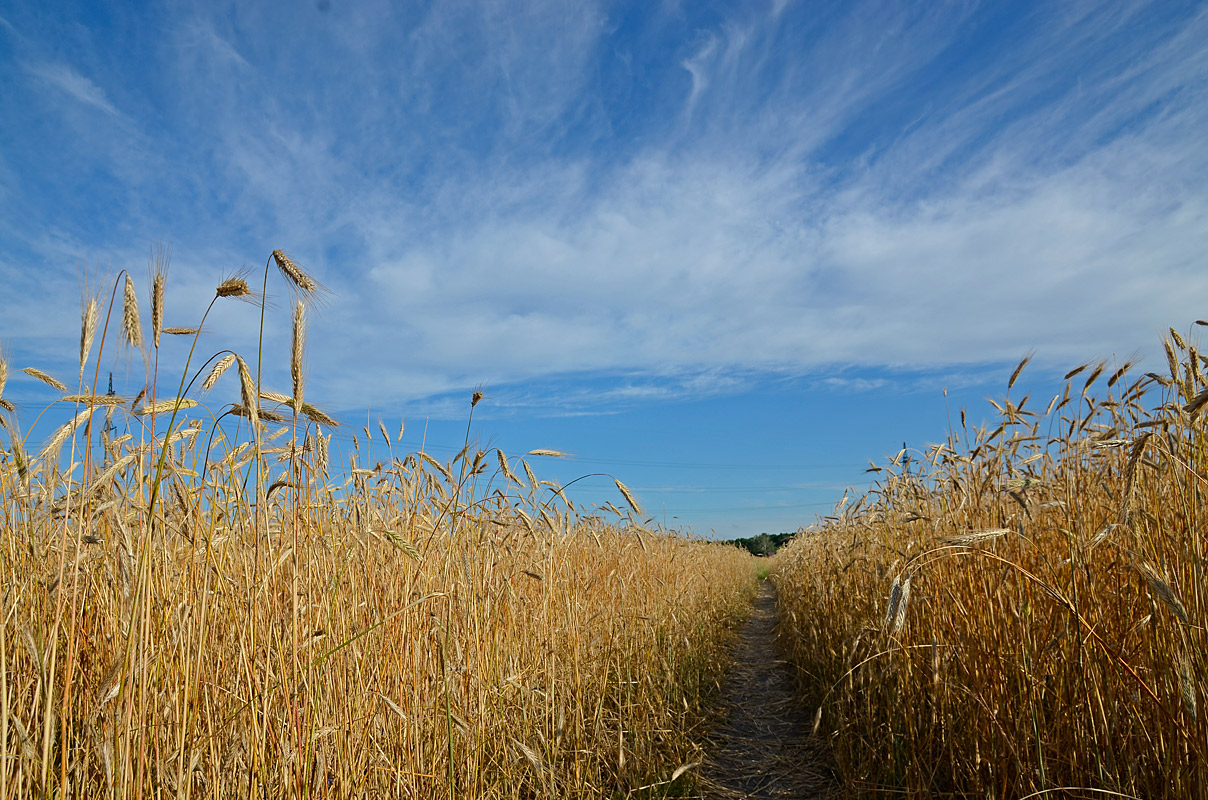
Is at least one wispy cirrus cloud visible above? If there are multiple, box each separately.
[24,61,121,117]
[1,0,1205,420]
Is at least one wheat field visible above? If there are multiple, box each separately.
[0,254,756,799]
[7,250,1205,800]
[773,338,1208,797]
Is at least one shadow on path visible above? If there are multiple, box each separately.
[699,580,835,799]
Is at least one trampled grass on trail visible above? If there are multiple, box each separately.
[0,255,756,799]
[773,336,1208,798]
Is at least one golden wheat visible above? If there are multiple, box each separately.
[291,299,306,411]
[122,273,141,348]
[774,332,1208,798]
[0,253,762,800]
[201,353,236,392]
[21,367,68,392]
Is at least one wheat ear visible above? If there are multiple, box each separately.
[272,250,324,297]
[22,368,68,393]
[614,478,643,516]
[496,449,519,485]
[122,274,142,348]
[40,406,94,463]
[291,300,306,412]
[80,294,99,377]
[151,267,165,348]
[202,355,236,392]
[234,355,259,430]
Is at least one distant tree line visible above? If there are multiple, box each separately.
[725,531,797,556]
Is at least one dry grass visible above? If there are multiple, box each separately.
[774,337,1208,798]
[0,256,756,799]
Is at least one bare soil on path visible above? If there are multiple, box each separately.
[699,580,836,799]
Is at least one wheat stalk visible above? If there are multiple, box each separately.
[1064,363,1089,380]
[522,459,539,494]
[122,274,142,348]
[80,294,99,377]
[614,478,643,516]
[22,368,68,393]
[202,355,236,392]
[300,402,338,428]
[292,300,306,412]
[315,430,329,474]
[1083,362,1104,392]
[1184,386,1208,418]
[216,277,252,298]
[885,574,911,635]
[39,405,94,463]
[1008,353,1031,390]
[1135,562,1189,625]
[419,452,454,484]
[259,389,292,405]
[232,403,283,424]
[1179,654,1197,722]
[2,416,27,479]
[496,449,519,485]
[1107,360,1133,388]
[945,528,1011,546]
[234,355,259,430]
[134,398,198,417]
[151,265,166,348]
[62,394,128,406]
[272,250,323,297]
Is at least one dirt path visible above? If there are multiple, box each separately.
[699,580,835,799]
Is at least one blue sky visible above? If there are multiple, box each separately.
[1,0,1206,536]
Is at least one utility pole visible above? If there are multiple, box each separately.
[102,372,116,464]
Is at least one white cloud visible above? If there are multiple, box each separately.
[25,62,121,116]
[2,1,1207,418]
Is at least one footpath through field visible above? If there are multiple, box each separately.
[700,580,835,799]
